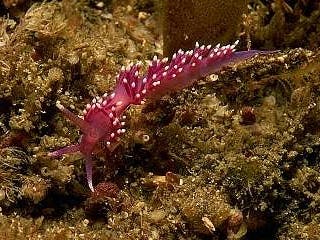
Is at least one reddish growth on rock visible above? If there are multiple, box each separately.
[49,41,263,192]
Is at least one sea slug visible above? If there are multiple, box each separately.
[49,41,265,191]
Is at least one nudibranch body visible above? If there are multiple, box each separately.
[49,41,265,192]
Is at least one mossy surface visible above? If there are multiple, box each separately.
[244,0,320,50]
[0,0,320,239]
[162,0,247,56]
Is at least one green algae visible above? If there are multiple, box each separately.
[0,0,319,239]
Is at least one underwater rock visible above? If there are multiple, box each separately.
[162,0,248,56]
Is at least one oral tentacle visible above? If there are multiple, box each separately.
[56,101,93,134]
[85,154,94,192]
[48,144,80,157]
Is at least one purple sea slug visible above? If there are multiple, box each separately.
[49,40,265,192]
